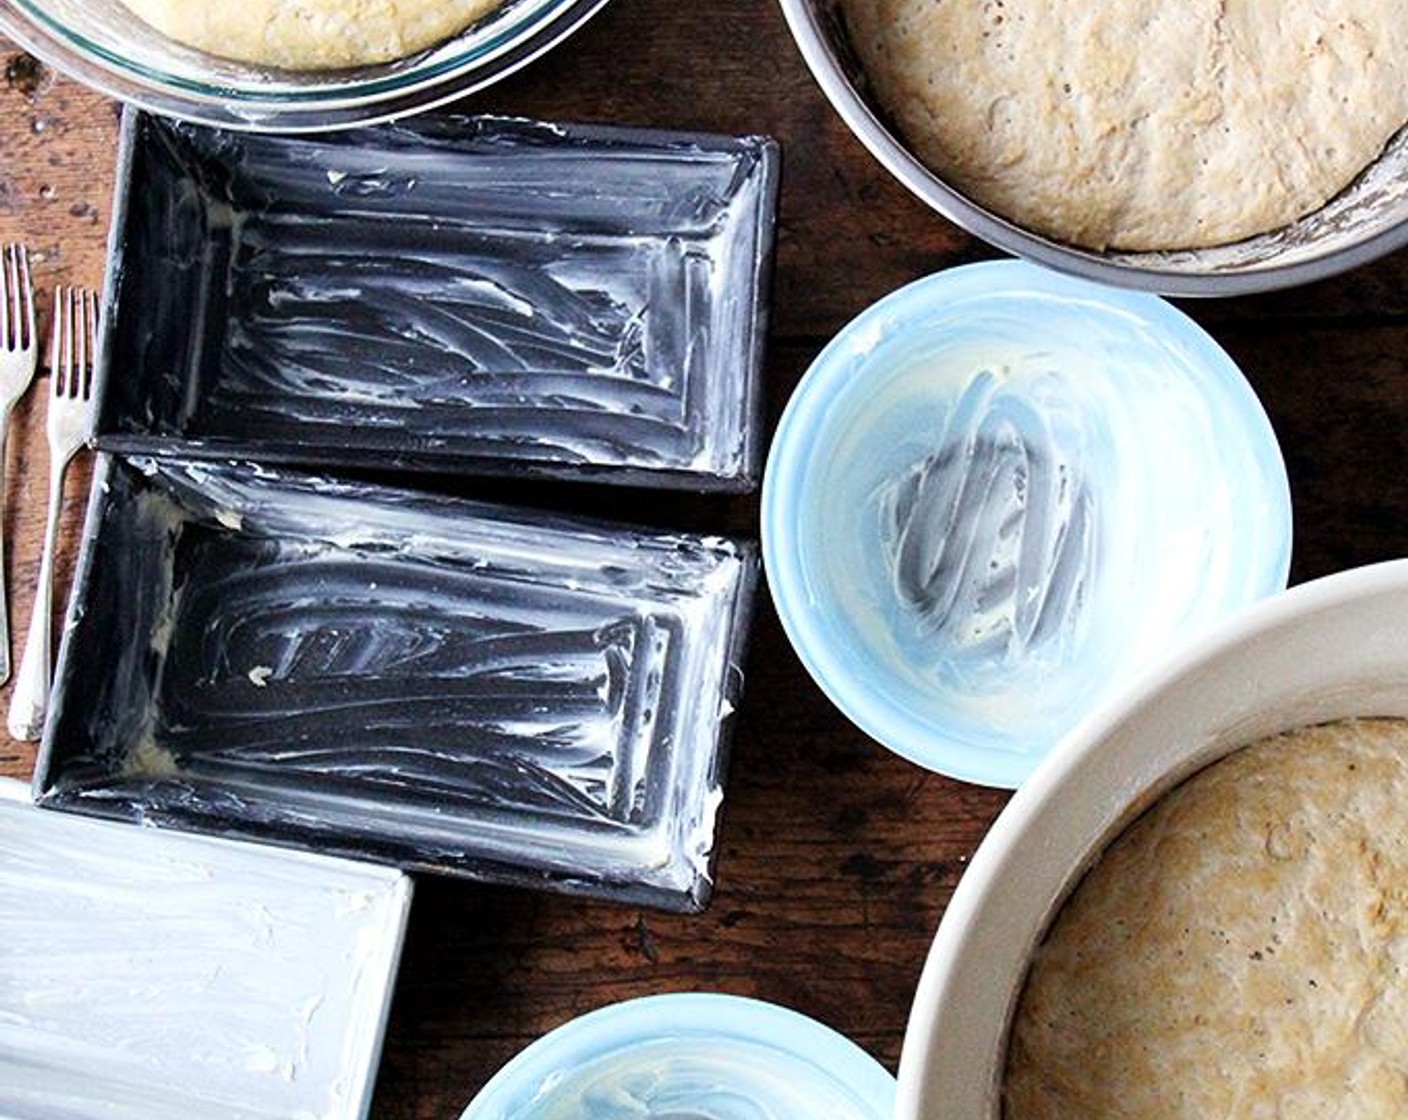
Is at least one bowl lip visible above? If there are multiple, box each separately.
[457,991,897,1119]
[892,556,1408,1120]
[761,258,1292,789]
[776,0,1408,297]
[0,0,612,132]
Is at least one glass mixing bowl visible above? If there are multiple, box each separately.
[0,0,611,130]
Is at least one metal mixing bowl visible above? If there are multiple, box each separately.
[0,0,610,131]
[779,0,1408,296]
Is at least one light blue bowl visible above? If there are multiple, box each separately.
[458,992,896,1120]
[762,260,1292,789]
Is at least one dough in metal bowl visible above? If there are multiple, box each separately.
[118,0,507,69]
[841,0,1408,251]
[1004,717,1408,1119]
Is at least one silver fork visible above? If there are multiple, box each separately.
[8,287,97,742]
[0,245,39,686]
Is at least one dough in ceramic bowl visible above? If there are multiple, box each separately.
[1004,717,1408,1119]
[841,0,1408,250]
[119,0,508,70]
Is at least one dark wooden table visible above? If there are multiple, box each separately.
[2,3,1407,1117]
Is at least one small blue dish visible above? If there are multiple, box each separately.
[762,260,1291,788]
[458,992,896,1120]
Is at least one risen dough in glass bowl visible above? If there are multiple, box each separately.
[0,0,611,130]
[116,0,508,70]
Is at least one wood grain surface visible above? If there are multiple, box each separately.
[2,3,1408,1118]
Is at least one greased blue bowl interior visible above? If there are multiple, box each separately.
[458,992,896,1120]
[762,260,1292,789]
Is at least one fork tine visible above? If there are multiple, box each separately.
[63,286,75,398]
[74,289,86,400]
[1,246,12,351]
[49,286,65,395]
[64,287,76,397]
[75,289,87,399]
[19,247,34,354]
[84,290,98,398]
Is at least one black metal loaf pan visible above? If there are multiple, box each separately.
[96,110,778,491]
[35,455,756,912]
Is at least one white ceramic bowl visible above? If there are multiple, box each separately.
[895,559,1408,1119]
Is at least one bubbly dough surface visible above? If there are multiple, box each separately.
[841,0,1408,250]
[120,0,507,70]
[1005,717,1408,1119]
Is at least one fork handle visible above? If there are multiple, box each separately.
[0,403,13,687]
[8,468,65,742]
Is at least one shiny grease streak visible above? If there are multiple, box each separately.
[36,456,755,911]
[98,112,776,489]
[834,327,1205,707]
[874,369,1094,679]
[0,781,408,1120]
